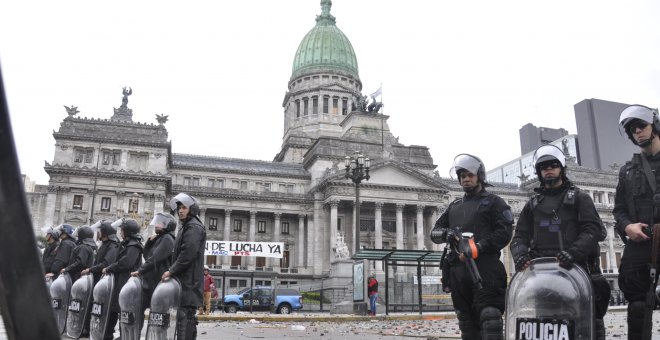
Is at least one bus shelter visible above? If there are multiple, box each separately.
[352,249,444,315]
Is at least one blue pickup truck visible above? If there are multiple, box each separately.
[223,286,303,314]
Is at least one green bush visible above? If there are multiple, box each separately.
[302,292,331,304]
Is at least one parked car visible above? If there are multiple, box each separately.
[223,286,303,314]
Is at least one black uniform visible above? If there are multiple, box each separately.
[170,215,206,340]
[104,237,143,340]
[613,152,660,339]
[137,230,175,324]
[510,181,610,339]
[42,240,59,274]
[433,188,513,339]
[50,237,76,278]
[63,238,97,282]
[88,235,120,284]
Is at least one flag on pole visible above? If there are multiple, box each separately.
[370,86,382,99]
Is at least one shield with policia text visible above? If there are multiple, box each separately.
[50,272,72,335]
[119,276,144,340]
[66,274,94,339]
[146,277,181,340]
[505,257,593,340]
[89,273,114,340]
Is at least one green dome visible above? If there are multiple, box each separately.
[291,0,359,80]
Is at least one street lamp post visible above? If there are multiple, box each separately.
[345,151,370,254]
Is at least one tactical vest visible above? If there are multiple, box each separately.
[530,187,580,257]
[620,154,659,226]
[447,192,495,242]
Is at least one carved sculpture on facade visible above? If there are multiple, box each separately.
[121,87,132,108]
[351,94,368,112]
[334,232,350,259]
[64,105,79,116]
[155,113,169,125]
[367,95,383,113]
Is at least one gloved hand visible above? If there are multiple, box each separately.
[514,254,531,271]
[557,250,574,268]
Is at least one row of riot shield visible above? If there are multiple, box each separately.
[50,272,181,340]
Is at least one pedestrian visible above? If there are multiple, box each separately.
[510,144,610,339]
[130,212,177,331]
[42,227,60,277]
[200,266,214,315]
[102,218,144,340]
[613,104,660,339]
[430,154,513,340]
[161,193,207,340]
[367,276,378,316]
[45,224,77,280]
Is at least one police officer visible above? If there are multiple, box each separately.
[42,227,60,276]
[613,104,660,339]
[82,220,120,284]
[61,226,97,282]
[510,144,609,339]
[162,193,206,340]
[102,218,144,340]
[46,224,77,280]
[430,154,513,340]
[130,212,177,332]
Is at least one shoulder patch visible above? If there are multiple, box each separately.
[502,209,513,223]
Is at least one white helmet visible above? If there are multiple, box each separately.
[533,144,565,169]
[450,154,486,183]
[619,104,659,146]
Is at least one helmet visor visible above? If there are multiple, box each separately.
[450,154,482,180]
[150,214,171,230]
[619,105,656,128]
[111,218,124,230]
[169,193,196,211]
[533,145,565,168]
[90,220,103,232]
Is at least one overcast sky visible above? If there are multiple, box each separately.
[1,0,659,185]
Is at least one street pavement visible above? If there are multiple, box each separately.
[0,307,658,339]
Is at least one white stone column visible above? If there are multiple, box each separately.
[416,205,425,250]
[374,202,383,272]
[396,203,404,274]
[307,215,314,269]
[431,207,440,251]
[297,214,305,268]
[222,209,232,267]
[608,223,616,273]
[329,200,338,262]
[248,210,257,269]
[313,200,322,275]
[272,213,281,270]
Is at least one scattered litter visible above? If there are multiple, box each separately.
[249,319,261,324]
[291,325,306,331]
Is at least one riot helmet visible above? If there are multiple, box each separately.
[75,226,95,240]
[533,144,567,186]
[44,226,60,242]
[112,218,141,239]
[619,104,660,147]
[169,193,200,219]
[58,224,76,240]
[149,212,177,234]
[450,154,488,193]
[91,219,116,238]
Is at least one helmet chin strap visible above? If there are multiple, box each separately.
[635,131,656,147]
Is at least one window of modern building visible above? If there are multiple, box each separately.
[233,219,242,232]
[72,195,83,210]
[209,217,218,231]
[258,221,266,233]
[322,96,329,114]
[128,198,139,214]
[281,222,289,234]
[312,96,318,114]
[100,197,111,212]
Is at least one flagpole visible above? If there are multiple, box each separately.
[380,83,384,151]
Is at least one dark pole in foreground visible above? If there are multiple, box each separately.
[345,151,370,254]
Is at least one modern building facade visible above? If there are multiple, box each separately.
[25,1,625,293]
[519,123,568,155]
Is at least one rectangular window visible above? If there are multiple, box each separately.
[258,221,266,233]
[312,96,318,114]
[240,181,248,190]
[183,177,191,186]
[217,179,224,188]
[256,182,263,192]
[128,152,148,170]
[280,251,290,268]
[74,148,84,163]
[239,279,247,287]
[264,183,271,192]
[342,98,348,115]
[337,218,341,231]
[332,97,339,114]
[84,149,94,163]
[287,184,294,193]
[295,100,300,118]
[279,184,286,192]
[281,222,290,234]
[128,198,139,214]
[112,151,121,165]
[208,179,215,188]
[231,256,241,267]
[192,177,200,187]
[206,255,217,267]
[209,218,218,231]
[229,279,238,288]
[323,96,329,113]
[72,195,83,210]
[102,150,112,165]
[256,257,266,268]
[232,180,240,189]
[100,197,111,212]
[303,98,308,116]
[233,219,242,232]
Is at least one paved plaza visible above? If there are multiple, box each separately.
[1,307,659,339]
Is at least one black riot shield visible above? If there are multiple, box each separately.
[50,272,72,335]
[146,278,181,340]
[119,276,144,340]
[89,273,114,340]
[505,257,594,340]
[66,274,94,339]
